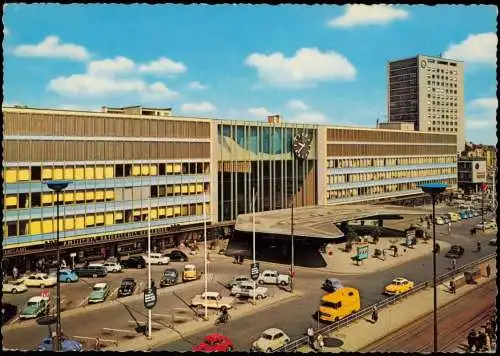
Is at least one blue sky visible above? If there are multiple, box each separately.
[3,4,498,144]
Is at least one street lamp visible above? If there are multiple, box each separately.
[47,180,70,352]
[420,182,448,353]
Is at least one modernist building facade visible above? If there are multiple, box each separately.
[387,54,465,153]
[1,106,458,269]
[457,157,487,194]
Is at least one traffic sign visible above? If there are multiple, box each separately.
[143,287,157,309]
[250,262,260,281]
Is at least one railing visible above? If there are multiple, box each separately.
[276,253,496,352]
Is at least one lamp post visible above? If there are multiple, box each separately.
[252,187,257,306]
[420,182,448,353]
[47,180,70,353]
[147,198,152,340]
[203,191,208,320]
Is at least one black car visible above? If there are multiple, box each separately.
[166,250,188,262]
[160,268,179,288]
[118,278,137,297]
[121,255,146,269]
[445,244,465,258]
[1,303,18,324]
[73,265,108,278]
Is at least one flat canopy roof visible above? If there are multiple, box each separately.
[235,204,428,239]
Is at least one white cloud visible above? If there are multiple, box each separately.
[13,35,90,61]
[56,104,97,111]
[141,82,179,101]
[48,75,145,97]
[327,5,409,28]
[287,111,328,124]
[186,81,208,90]
[469,97,498,110]
[287,100,308,110]
[248,107,274,117]
[139,57,187,76]
[245,47,356,88]
[88,56,136,77]
[443,33,497,65]
[180,101,217,114]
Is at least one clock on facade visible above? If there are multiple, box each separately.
[420,59,427,68]
[292,132,312,160]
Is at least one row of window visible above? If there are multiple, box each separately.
[3,203,211,238]
[428,127,458,132]
[327,167,456,184]
[427,81,458,88]
[430,121,458,126]
[426,67,458,75]
[327,179,457,199]
[3,162,210,183]
[4,183,210,210]
[326,156,455,169]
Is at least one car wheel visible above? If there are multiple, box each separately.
[92,274,98,278]
[65,278,71,283]
[40,284,45,289]
[256,294,263,300]
[258,280,264,285]
[227,346,233,352]
[11,288,17,294]
[235,293,241,298]
[334,317,339,322]
[266,348,273,353]
[158,262,163,265]
[280,281,287,286]
[179,258,185,262]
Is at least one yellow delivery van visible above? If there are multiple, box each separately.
[318,287,361,322]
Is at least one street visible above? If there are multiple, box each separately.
[2,211,496,351]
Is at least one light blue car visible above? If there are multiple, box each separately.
[37,336,83,351]
[58,269,79,283]
[459,211,468,220]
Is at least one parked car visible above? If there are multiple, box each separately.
[384,277,414,295]
[1,303,18,324]
[489,238,497,246]
[166,250,189,262]
[143,253,170,265]
[118,278,137,297]
[103,261,122,273]
[191,292,235,311]
[227,275,252,289]
[160,268,179,288]
[58,269,79,283]
[21,273,57,288]
[445,245,465,258]
[252,328,290,352]
[459,211,469,220]
[322,278,343,293]
[37,337,83,351]
[192,334,235,352]
[2,279,28,294]
[231,281,268,299]
[120,255,146,269]
[20,296,50,319]
[88,282,111,303]
[257,270,291,286]
[74,265,108,278]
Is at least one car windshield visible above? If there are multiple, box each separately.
[122,281,132,286]
[321,301,339,309]
[164,271,175,277]
[262,333,273,340]
[27,301,39,307]
[93,286,104,291]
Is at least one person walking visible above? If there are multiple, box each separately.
[486,264,491,278]
[448,221,452,234]
[307,326,314,349]
[316,334,324,352]
[468,329,477,352]
[371,306,379,323]
[477,241,481,252]
[449,280,456,294]
[12,266,19,280]
[451,258,456,271]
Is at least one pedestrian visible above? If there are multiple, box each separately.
[61,259,67,268]
[371,306,378,323]
[316,334,324,351]
[435,243,440,255]
[478,330,487,351]
[451,258,456,271]
[486,264,491,278]
[468,329,477,352]
[12,266,19,280]
[448,221,451,233]
[477,241,481,252]
[449,280,456,294]
[307,326,314,349]
[427,221,431,230]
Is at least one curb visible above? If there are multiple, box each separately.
[104,290,303,351]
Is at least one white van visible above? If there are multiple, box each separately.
[143,253,170,265]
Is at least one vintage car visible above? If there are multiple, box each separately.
[384,277,415,295]
[227,275,252,289]
[20,296,50,319]
[445,245,465,258]
[160,268,179,288]
[103,261,122,273]
[257,270,291,286]
[322,278,343,293]
[58,269,79,283]
[143,253,171,265]
[2,279,28,294]
[88,282,111,303]
[73,265,108,278]
[37,337,83,351]
[21,273,57,288]
[231,281,268,299]
[191,292,235,311]
[182,264,198,282]
[117,278,137,297]
[166,250,189,262]
[252,328,290,353]
[192,333,235,352]
[120,255,146,269]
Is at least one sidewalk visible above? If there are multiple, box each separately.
[297,266,497,353]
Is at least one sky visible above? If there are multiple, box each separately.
[2,4,498,144]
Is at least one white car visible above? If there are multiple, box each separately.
[142,253,170,265]
[231,281,268,299]
[252,328,290,352]
[103,261,122,273]
[21,273,57,288]
[435,217,445,225]
[257,270,291,286]
[2,279,29,294]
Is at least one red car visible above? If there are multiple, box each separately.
[192,333,234,352]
